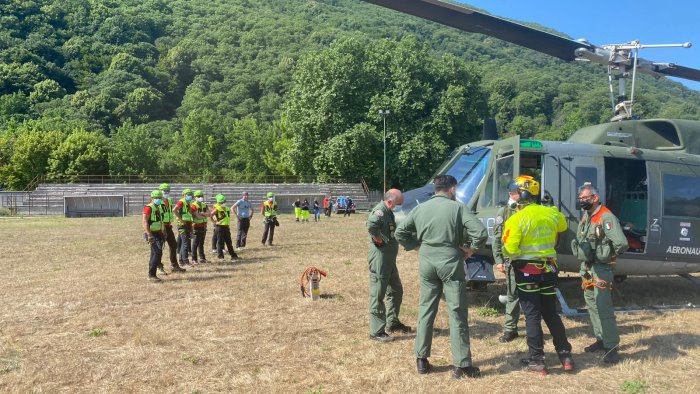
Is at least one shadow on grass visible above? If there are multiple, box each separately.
[623,332,700,361]
[167,274,233,283]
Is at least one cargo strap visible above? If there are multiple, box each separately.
[300,266,328,297]
[582,277,611,290]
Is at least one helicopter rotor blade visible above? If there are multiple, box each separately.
[362,0,594,61]
[362,0,700,83]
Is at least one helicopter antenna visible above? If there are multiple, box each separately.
[596,41,693,121]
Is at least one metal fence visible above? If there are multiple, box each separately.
[32,174,347,185]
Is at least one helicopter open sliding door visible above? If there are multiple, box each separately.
[604,157,649,255]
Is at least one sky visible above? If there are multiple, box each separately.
[458,0,700,91]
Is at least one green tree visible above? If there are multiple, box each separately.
[48,130,109,180]
[108,121,162,175]
[0,129,64,189]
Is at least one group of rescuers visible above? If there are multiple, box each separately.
[142,184,284,281]
[367,174,628,379]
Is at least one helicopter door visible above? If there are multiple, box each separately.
[558,155,605,242]
[473,136,519,242]
[650,162,700,259]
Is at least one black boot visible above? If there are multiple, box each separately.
[584,339,604,353]
[498,331,518,343]
[416,358,430,374]
[453,366,481,379]
[603,347,621,364]
[557,350,575,372]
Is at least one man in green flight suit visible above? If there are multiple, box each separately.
[573,182,629,364]
[395,175,487,380]
[492,184,521,342]
[367,189,411,343]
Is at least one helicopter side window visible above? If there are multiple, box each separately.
[575,167,597,208]
[445,147,491,205]
[663,174,700,219]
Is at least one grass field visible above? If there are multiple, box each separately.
[1,214,699,393]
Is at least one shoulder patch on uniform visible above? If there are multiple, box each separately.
[373,210,384,217]
[604,221,613,231]
[496,215,504,225]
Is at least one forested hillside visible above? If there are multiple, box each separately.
[2,0,699,190]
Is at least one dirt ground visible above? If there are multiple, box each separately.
[1,214,699,393]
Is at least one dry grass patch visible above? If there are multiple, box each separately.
[1,214,699,393]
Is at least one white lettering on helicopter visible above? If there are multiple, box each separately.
[666,246,700,255]
[480,217,497,239]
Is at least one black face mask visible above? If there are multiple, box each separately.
[580,200,594,211]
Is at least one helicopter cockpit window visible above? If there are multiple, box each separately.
[663,174,700,219]
[443,146,491,205]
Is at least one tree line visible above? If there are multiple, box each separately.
[1,0,699,190]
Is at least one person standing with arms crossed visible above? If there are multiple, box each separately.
[502,175,574,375]
[395,175,487,379]
[190,190,210,264]
[211,194,240,262]
[574,182,628,364]
[367,189,411,343]
[492,184,521,342]
[232,191,253,250]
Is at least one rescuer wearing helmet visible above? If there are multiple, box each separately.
[210,194,239,261]
[190,190,210,264]
[143,190,165,282]
[367,189,411,343]
[492,182,522,343]
[395,175,487,379]
[574,182,628,364]
[159,183,186,273]
[502,175,574,375]
[261,192,279,246]
[173,188,195,267]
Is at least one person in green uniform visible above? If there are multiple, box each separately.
[142,190,165,282]
[395,175,487,380]
[573,182,628,364]
[492,185,521,342]
[159,183,186,273]
[367,189,410,343]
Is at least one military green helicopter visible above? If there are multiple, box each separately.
[362,0,700,292]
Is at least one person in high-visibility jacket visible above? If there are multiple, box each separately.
[159,183,186,273]
[210,194,239,261]
[261,192,278,246]
[573,182,628,364]
[142,190,165,282]
[190,190,210,264]
[502,175,574,375]
[173,188,195,267]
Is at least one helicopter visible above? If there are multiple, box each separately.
[362,0,700,285]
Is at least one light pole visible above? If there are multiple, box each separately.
[378,109,390,194]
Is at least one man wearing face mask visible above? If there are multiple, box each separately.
[174,188,195,267]
[395,175,487,379]
[502,175,574,375]
[573,182,628,364]
[190,190,210,264]
[261,192,279,246]
[367,189,410,343]
[143,190,166,282]
[492,183,522,343]
[159,183,187,273]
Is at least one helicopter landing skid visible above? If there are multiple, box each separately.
[554,288,699,318]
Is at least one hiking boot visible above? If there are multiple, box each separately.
[158,267,168,276]
[499,331,519,343]
[558,351,575,372]
[171,266,186,273]
[452,366,481,379]
[584,340,604,353]
[387,322,412,334]
[603,347,621,364]
[148,276,162,283]
[416,358,430,374]
[526,359,548,376]
[369,332,394,343]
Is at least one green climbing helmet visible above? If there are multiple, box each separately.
[266,192,274,198]
[182,188,193,195]
[151,190,163,198]
[216,194,226,203]
[194,190,204,197]
[159,183,170,191]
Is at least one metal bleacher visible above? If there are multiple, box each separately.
[7,182,371,216]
